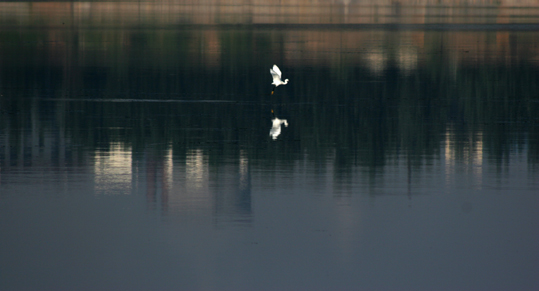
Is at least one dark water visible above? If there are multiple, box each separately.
[1,2,539,290]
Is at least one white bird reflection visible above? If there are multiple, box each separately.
[270,64,289,95]
[270,109,288,140]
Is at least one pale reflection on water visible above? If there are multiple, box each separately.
[444,126,484,190]
[174,148,213,213]
[94,144,132,195]
[185,149,207,191]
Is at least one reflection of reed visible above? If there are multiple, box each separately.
[186,149,207,191]
[239,150,250,193]
[363,48,388,75]
[444,125,483,189]
[157,149,211,215]
[94,143,132,195]
[138,148,252,224]
[0,99,91,189]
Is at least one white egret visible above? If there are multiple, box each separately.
[270,64,289,95]
[269,109,288,140]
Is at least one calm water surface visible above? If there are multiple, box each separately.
[1,2,539,290]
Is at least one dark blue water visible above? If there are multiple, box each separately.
[1,2,539,290]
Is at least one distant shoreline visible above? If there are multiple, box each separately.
[2,1,539,28]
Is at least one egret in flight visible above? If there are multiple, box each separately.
[270,109,288,140]
[270,64,289,95]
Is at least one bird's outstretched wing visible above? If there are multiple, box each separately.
[270,68,280,81]
[271,64,282,78]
